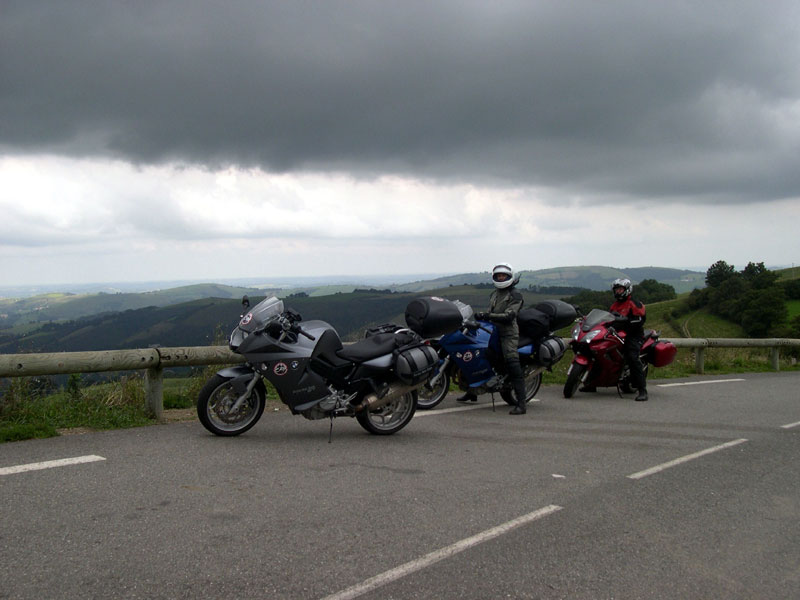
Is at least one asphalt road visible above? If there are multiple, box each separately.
[2,372,799,599]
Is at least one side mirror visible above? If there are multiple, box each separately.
[242,295,250,309]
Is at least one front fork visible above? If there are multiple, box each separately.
[567,354,593,382]
[428,355,451,387]
[228,371,261,414]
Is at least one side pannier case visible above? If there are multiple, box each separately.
[537,335,567,367]
[651,340,677,367]
[394,344,439,385]
[405,297,468,338]
[533,300,578,331]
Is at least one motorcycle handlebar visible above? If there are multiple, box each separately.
[464,319,492,334]
[292,323,316,341]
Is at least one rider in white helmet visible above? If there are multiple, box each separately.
[457,263,528,414]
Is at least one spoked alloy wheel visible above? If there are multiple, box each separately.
[197,374,266,436]
[356,391,417,435]
[416,370,450,410]
[501,366,543,406]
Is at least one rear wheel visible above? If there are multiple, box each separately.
[356,390,417,435]
[197,374,266,436]
[563,362,587,398]
[501,366,542,405]
[416,370,450,410]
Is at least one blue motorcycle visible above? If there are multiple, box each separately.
[406,297,576,409]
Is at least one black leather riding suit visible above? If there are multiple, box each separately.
[485,287,526,405]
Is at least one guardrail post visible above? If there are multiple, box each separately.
[770,347,780,371]
[695,347,705,374]
[144,366,164,420]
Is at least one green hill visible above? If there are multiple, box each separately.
[0,286,572,353]
[396,266,704,294]
[0,283,277,328]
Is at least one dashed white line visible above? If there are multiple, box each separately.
[320,505,563,600]
[780,421,800,429]
[627,439,748,480]
[0,455,106,476]
[657,379,745,387]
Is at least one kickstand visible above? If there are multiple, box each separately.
[491,393,496,412]
[328,415,334,444]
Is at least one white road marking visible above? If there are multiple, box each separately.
[627,439,748,480]
[780,421,800,429]
[320,505,563,600]
[0,455,106,476]
[415,398,539,417]
[657,379,745,387]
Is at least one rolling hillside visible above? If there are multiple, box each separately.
[0,286,570,353]
[0,265,704,333]
[0,283,278,329]
[396,266,704,294]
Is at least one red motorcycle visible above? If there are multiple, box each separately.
[563,309,677,398]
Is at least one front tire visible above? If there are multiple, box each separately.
[197,374,266,436]
[416,370,450,410]
[563,362,587,398]
[356,390,417,435]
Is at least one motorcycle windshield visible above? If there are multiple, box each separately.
[453,300,474,323]
[239,296,285,332]
[582,309,615,331]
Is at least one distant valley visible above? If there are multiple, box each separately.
[0,265,705,354]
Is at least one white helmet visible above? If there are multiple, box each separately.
[612,278,633,301]
[491,263,518,289]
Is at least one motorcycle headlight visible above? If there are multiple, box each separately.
[581,329,602,344]
[571,323,580,341]
[229,327,247,350]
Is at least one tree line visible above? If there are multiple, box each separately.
[564,279,677,314]
[681,260,800,337]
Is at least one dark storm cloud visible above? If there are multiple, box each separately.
[2,0,799,202]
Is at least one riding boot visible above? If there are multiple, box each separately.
[635,387,649,402]
[507,359,527,415]
[456,392,478,402]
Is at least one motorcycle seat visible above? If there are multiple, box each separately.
[337,333,399,362]
[518,335,536,349]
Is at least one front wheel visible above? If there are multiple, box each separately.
[356,390,417,435]
[563,362,587,398]
[501,366,543,406]
[416,370,451,410]
[197,374,266,436]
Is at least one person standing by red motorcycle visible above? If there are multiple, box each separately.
[609,278,648,401]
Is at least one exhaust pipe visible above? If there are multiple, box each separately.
[354,382,422,413]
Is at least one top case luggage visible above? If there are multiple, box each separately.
[405,297,469,338]
[533,300,577,331]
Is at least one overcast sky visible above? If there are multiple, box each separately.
[1,0,798,287]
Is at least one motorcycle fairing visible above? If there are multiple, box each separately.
[440,323,500,386]
[216,365,259,395]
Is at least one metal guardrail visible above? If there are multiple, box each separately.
[0,346,244,420]
[1,339,798,418]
